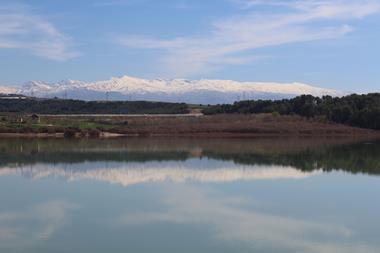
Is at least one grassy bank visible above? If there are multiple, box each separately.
[0,113,378,138]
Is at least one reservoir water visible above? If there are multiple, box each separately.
[0,138,379,253]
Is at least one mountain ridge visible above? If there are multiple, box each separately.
[0,75,342,104]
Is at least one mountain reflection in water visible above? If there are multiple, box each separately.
[0,137,379,186]
[0,137,379,253]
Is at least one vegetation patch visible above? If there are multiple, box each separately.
[203,93,380,130]
[0,98,189,115]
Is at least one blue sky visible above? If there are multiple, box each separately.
[0,0,379,92]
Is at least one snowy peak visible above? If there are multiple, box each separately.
[0,85,18,94]
[4,75,342,104]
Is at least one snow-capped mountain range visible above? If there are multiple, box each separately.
[0,75,342,104]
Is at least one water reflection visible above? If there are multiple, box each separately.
[0,137,379,179]
[0,137,379,253]
[0,201,78,248]
[0,162,320,186]
[116,184,374,253]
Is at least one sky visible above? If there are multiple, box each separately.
[0,0,379,92]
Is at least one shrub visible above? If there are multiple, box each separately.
[63,128,78,138]
[87,129,101,138]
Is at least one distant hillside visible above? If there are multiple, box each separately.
[0,75,341,104]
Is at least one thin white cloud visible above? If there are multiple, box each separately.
[0,5,80,61]
[117,0,380,77]
[236,0,380,17]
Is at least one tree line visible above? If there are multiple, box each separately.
[203,93,380,130]
[0,98,189,115]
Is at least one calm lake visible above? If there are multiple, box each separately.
[0,137,379,253]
